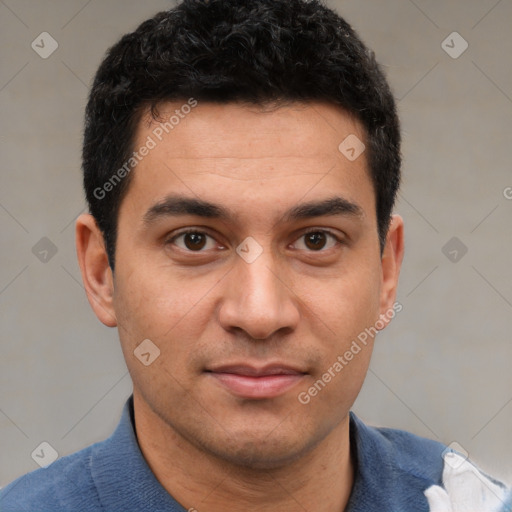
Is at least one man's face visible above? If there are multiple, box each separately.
[107,101,399,468]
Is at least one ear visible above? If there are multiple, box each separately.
[75,213,117,327]
[377,214,404,328]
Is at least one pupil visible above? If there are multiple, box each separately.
[185,233,206,250]
[306,232,326,250]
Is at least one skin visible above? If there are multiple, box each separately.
[76,100,404,512]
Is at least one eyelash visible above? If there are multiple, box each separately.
[166,228,344,252]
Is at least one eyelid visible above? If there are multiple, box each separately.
[299,227,343,239]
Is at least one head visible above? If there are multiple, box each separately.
[77,0,404,470]
[83,0,401,270]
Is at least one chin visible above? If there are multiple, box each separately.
[197,424,322,471]
[217,440,310,470]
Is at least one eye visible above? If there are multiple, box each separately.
[292,230,342,251]
[168,230,219,252]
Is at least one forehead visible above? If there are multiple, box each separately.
[137,100,365,159]
[125,100,375,223]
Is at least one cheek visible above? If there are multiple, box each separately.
[113,260,221,340]
[297,274,378,415]
[112,260,226,393]
[296,262,381,342]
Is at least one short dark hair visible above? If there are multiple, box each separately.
[82,0,401,270]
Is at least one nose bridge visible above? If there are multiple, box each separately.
[235,234,280,293]
[240,255,282,306]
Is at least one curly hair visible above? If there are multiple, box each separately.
[82,0,401,269]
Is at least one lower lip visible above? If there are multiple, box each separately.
[209,372,304,399]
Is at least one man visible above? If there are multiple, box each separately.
[1,0,510,510]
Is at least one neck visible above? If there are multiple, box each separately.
[133,394,354,512]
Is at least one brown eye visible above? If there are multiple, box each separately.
[304,232,327,250]
[170,231,217,251]
[292,230,340,252]
[183,232,207,250]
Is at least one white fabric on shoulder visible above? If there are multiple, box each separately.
[424,484,454,511]
[424,452,511,512]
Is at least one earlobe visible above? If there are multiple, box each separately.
[75,213,117,327]
[377,214,405,329]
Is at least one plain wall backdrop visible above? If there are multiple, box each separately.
[1,0,511,487]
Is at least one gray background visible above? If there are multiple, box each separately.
[1,0,511,488]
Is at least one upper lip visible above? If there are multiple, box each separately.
[207,364,306,377]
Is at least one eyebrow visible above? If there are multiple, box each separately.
[142,194,364,226]
[143,195,233,226]
[283,196,363,222]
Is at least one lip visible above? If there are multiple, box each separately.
[206,364,307,399]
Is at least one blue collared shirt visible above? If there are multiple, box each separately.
[1,395,509,511]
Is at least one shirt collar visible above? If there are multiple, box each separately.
[90,395,187,511]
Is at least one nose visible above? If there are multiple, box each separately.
[217,249,300,340]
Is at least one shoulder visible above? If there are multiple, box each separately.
[0,443,103,512]
[350,412,446,484]
[349,413,511,511]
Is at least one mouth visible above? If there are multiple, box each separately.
[205,364,307,399]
